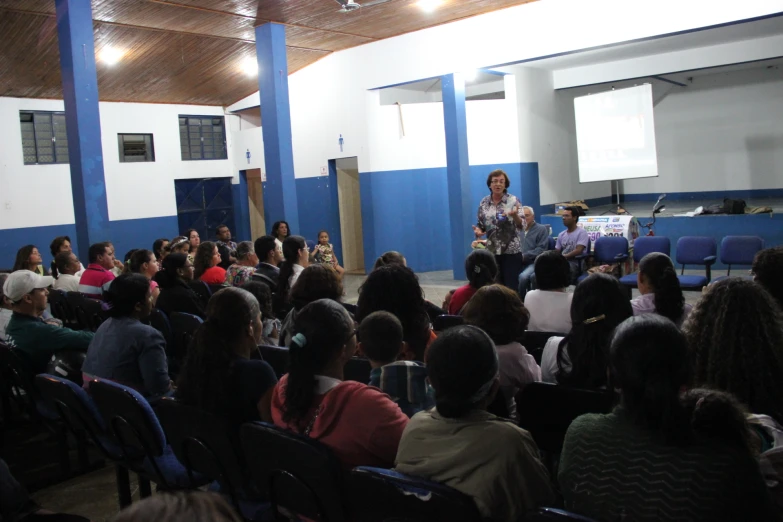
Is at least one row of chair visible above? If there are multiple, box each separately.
[48,290,107,332]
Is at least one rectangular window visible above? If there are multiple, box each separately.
[178,115,227,161]
[20,111,69,165]
[118,133,155,163]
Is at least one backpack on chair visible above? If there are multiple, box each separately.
[723,198,747,215]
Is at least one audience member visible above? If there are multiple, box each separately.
[356,264,434,362]
[752,246,783,309]
[112,492,242,522]
[271,220,290,259]
[540,273,632,387]
[177,287,277,426]
[517,206,550,300]
[225,241,257,287]
[554,206,589,283]
[216,224,238,252]
[0,274,11,341]
[241,281,280,346]
[274,235,309,316]
[185,228,200,262]
[313,230,345,278]
[271,299,408,469]
[51,251,82,293]
[395,325,554,521]
[78,242,117,299]
[12,245,45,276]
[358,311,434,417]
[279,264,343,346]
[462,285,540,422]
[3,271,93,372]
[152,238,169,261]
[104,242,125,277]
[127,249,160,305]
[524,250,573,333]
[559,314,776,522]
[169,236,191,256]
[155,253,206,319]
[631,252,692,327]
[193,241,227,285]
[373,251,406,271]
[252,235,281,291]
[82,274,171,399]
[686,278,783,423]
[448,250,497,315]
[49,235,85,275]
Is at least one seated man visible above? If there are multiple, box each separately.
[252,235,281,292]
[555,206,589,284]
[358,311,434,417]
[517,206,550,301]
[524,250,573,333]
[3,271,94,373]
[78,242,116,299]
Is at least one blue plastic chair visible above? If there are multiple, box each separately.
[433,314,464,332]
[169,312,204,365]
[713,235,764,282]
[350,467,483,522]
[675,236,717,289]
[619,236,671,289]
[547,237,556,250]
[527,507,599,521]
[576,236,629,283]
[89,379,210,494]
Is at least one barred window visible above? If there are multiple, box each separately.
[118,133,155,163]
[20,111,69,165]
[178,115,227,161]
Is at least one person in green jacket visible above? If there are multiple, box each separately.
[2,270,93,372]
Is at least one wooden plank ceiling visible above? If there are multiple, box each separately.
[0,0,536,106]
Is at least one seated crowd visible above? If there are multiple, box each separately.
[2,221,783,522]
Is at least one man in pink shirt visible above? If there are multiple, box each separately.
[78,242,116,299]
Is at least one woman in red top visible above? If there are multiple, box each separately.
[448,249,498,315]
[194,241,227,285]
[271,299,409,470]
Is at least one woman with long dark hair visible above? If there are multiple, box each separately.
[270,299,408,469]
[271,221,290,260]
[559,314,775,522]
[632,252,691,327]
[82,274,171,399]
[177,287,277,425]
[154,253,206,319]
[540,273,633,387]
[356,264,433,362]
[193,241,226,285]
[372,251,406,271]
[273,235,309,316]
[447,250,498,315]
[395,325,553,521]
[12,245,44,275]
[127,249,161,305]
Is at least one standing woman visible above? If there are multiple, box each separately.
[12,245,45,276]
[128,249,161,306]
[193,241,227,285]
[271,221,290,260]
[473,170,524,288]
[274,236,309,317]
[631,253,692,328]
[185,229,200,264]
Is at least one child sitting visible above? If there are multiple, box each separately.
[313,231,345,278]
[358,311,434,417]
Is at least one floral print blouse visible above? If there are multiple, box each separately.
[225,264,256,287]
[313,243,337,266]
[476,193,523,255]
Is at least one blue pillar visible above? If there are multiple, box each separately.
[255,23,300,234]
[441,73,473,280]
[55,0,110,261]
[232,171,251,241]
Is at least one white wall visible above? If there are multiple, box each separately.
[0,97,235,230]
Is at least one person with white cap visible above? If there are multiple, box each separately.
[3,271,93,373]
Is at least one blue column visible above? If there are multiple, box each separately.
[255,23,300,234]
[55,0,110,261]
[441,73,473,280]
[232,171,251,241]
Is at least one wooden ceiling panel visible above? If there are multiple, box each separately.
[284,25,374,52]
[157,0,259,18]
[255,0,345,26]
[0,11,63,99]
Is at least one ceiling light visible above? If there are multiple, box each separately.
[242,56,258,77]
[417,0,444,13]
[99,46,124,66]
[463,69,478,82]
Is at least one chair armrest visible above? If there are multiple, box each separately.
[703,255,717,266]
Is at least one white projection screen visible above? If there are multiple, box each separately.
[574,84,659,183]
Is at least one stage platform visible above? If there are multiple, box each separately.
[541,198,782,270]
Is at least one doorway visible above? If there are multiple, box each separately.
[174,178,235,240]
[329,157,365,274]
[246,169,266,239]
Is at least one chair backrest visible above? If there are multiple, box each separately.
[0,341,40,417]
[720,235,764,267]
[35,374,109,448]
[156,397,251,504]
[78,295,107,331]
[65,291,93,331]
[209,283,228,295]
[526,507,599,521]
[433,314,464,332]
[344,357,371,384]
[48,289,78,329]
[522,331,565,365]
[632,236,671,263]
[258,345,289,378]
[675,236,717,266]
[148,308,174,355]
[592,236,629,265]
[169,312,203,362]
[547,237,556,250]
[516,382,615,453]
[89,378,167,461]
[240,421,347,521]
[189,280,212,303]
[350,466,483,522]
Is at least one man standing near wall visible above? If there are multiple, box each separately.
[517,206,550,300]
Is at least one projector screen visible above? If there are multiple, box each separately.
[574,84,659,183]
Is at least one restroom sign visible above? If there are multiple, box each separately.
[320,166,327,176]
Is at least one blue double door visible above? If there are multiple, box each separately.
[174,178,235,242]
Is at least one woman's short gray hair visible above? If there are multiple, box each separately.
[236,241,254,259]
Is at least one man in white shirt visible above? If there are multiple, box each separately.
[52,252,81,293]
[524,250,573,333]
[0,274,11,341]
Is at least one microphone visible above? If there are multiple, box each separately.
[660,193,667,200]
